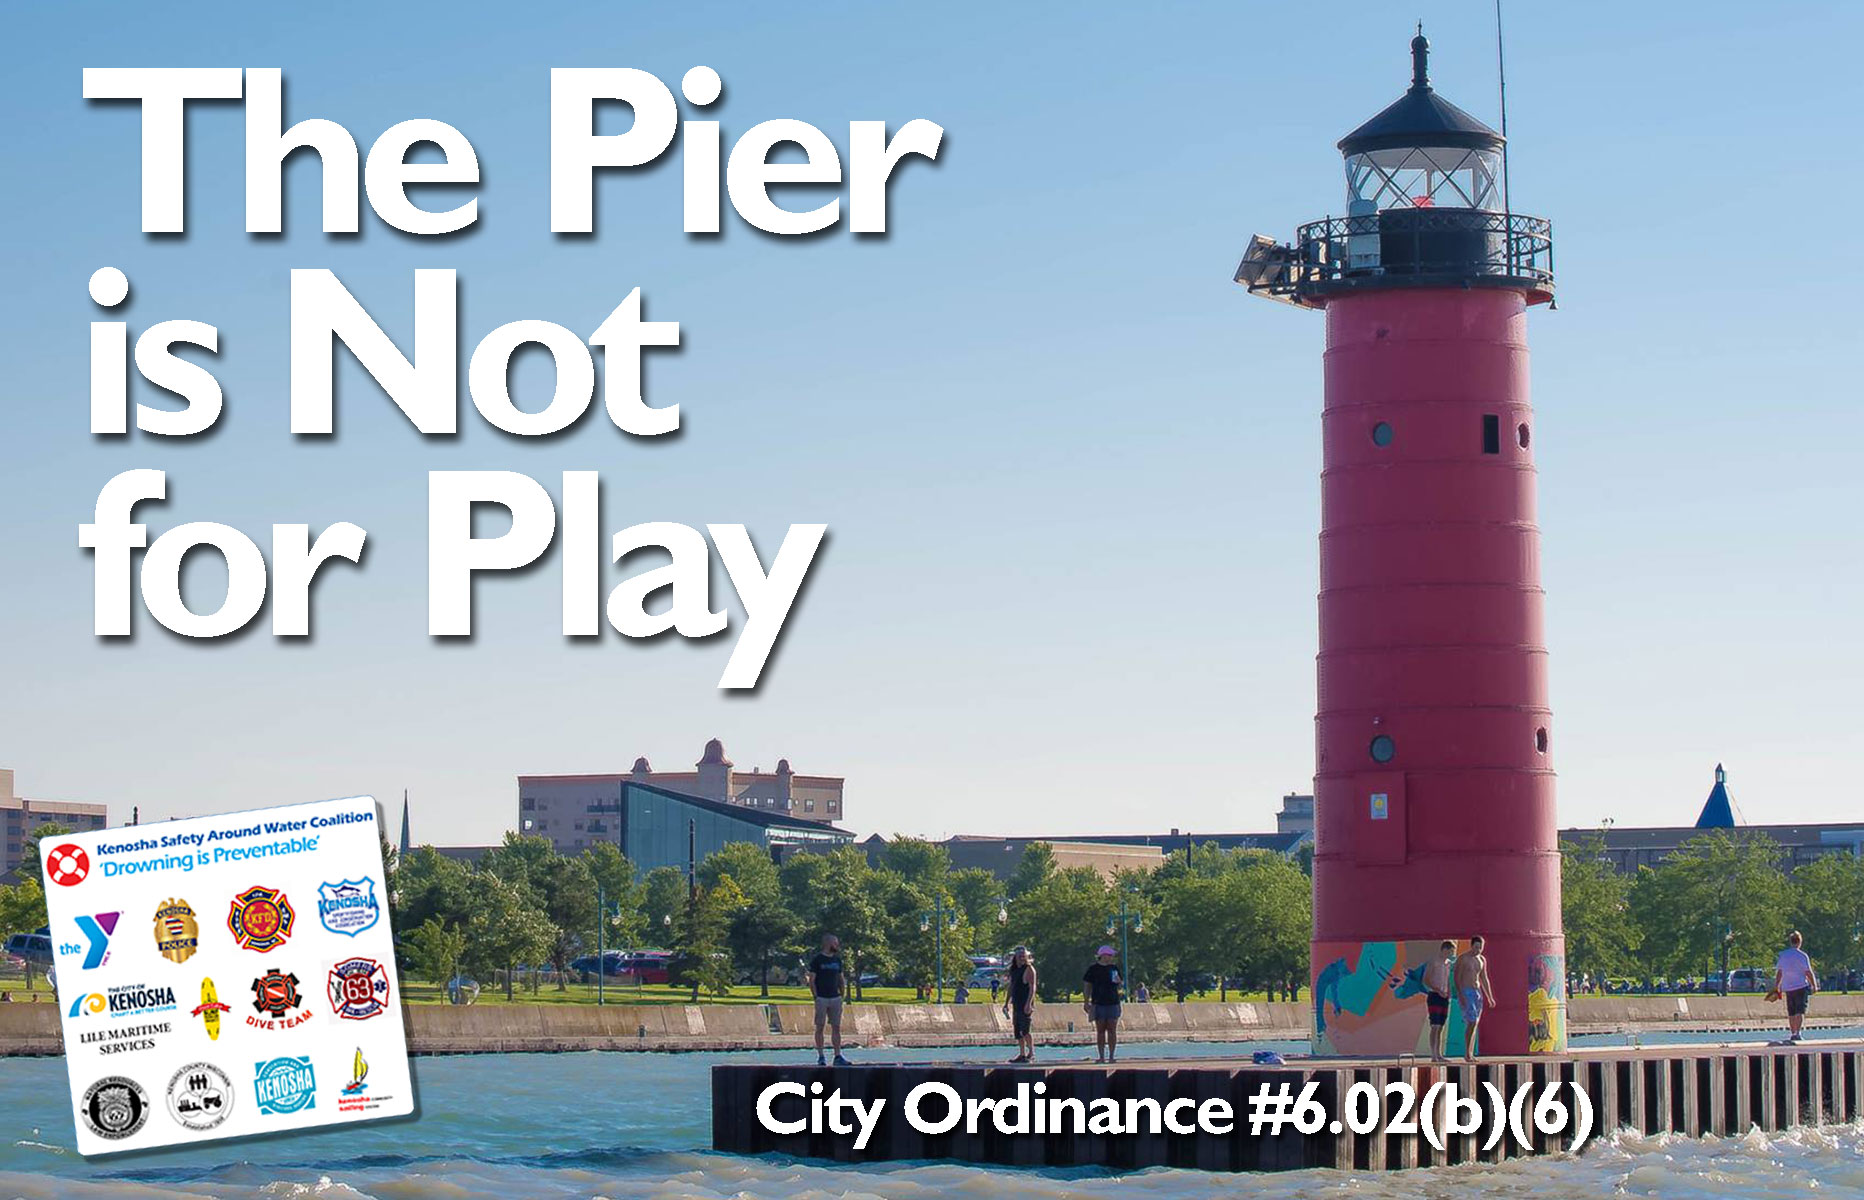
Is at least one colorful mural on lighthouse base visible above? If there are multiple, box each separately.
[1312,941,1567,1057]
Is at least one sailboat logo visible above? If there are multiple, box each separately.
[342,1048,368,1096]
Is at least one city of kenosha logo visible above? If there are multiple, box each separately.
[228,885,295,952]
[316,878,380,937]
[249,968,312,1030]
[327,957,390,1020]
[167,1062,233,1131]
[253,1055,316,1115]
[192,977,231,1040]
[81,1075,150,1140]
[154,898,200,963]
[46,843,89,887]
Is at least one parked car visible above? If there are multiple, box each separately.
[1726,968,1768,994]
[570,952,630,978]
[619,952,672,985]
[4,932,53,968]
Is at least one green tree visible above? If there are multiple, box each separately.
[534,854,597,990]
[1150,870,1229,1000]
[392,846,476,936]
[1006,869,1111,1000]
[1792,853,1864,986]
[673,878,744,998]
[1007,842,1056,899]
[881,837,951,890]
[891,886,975,998]
[1562,834,1640,985]
[700,842,782,905]
[784,846,889,998]
[728,893,801,996]
[582,842,647,949]
[478,833,558,894]
[1629,832,1791,982]
[1231,853,1311,996]
[460,872,557,1000]
[642,866,689,943]
[949,867,1007,950]
[0,878,49,990]
[405,917,467,989]
[18,822,72,888]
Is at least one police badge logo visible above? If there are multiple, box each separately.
[153,898,200,964]
[167,1062,233,1131]
[327,957,391,1020]
[228,885,296,952]
[81,1075,150,1140]
[316,878,381,937]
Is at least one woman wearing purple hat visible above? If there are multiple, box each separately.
[1082,944,1124,1063]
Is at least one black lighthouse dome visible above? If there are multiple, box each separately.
[1233,28,1554,308]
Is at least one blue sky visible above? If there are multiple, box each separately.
[2,1,1860,843]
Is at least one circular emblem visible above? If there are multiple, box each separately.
[327,957,391,1020]
[80,1075,150,1140]
[154,898,200,964]
[228,885,296,952]
[166,1062,233,1130]
[46,844,89,887]
[251,969,303,1017]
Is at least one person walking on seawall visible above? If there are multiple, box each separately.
[1004,946,1038,1063]
[1772,930,1818,1043]
[953,980,970,1005]
[809,934,850,1066]
[990,974,1001,1004]
[1134,981,1150,1004]
[1423,940,1455,1062]
[1083,945,1124,1064]
[1453,935,1495,1061]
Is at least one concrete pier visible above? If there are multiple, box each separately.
[711,1039,1864,1171]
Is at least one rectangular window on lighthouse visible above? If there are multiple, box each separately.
[1482,414,1502,455]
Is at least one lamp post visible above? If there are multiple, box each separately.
[918,896,960,1003]
[594,882,623,1006]
[1106,889,1144,999]
[1718,922,1733,997]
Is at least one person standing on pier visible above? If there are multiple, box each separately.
[1082,945,1124,1063]
[1453,935,1494,1061]
[1004,945,1037,1063]
[809,934,850,1067]
[1423,940,1455,1062]
[1771,930,1817,1043]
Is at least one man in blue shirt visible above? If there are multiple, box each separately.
[809,933,850,1066]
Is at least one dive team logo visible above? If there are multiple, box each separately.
[327,957,391,1020]
[167,1062,233,1131]
[249,968,313,1029]
[316,878,380,937]
[45,844,89,887]
[253,1056,316,1115]
[74,912,119,969]
[80,1075,150,1140]
[154,898,200,963]
[192,977,231,1040]
[228,886,295,952]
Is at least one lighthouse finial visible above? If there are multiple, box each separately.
[1411,24,1430,92]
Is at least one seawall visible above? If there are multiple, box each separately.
[4,994,1860,1056]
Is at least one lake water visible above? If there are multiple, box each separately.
[3,1029,1861,1198]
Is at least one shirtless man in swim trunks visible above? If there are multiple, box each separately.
[1453,934,1495,1061]
[1423,940,1456,1061]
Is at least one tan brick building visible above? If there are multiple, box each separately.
[1,768,109,883]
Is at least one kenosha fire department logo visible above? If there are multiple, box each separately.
[154,898,200,963]
[46,844,89,887]
[251,969,304,1018]
[228,886,295,952]
[327,957,390,1020]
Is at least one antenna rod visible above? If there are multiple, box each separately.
[1496,0,1513,268]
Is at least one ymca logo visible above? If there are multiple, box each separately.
[61,912,120,970]
[45,844,89,887]
[316,878,380,937]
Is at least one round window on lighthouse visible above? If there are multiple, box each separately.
[1371,421,1394,447]
[1369,735,1396,763]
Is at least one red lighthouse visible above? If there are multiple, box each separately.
[1238,30,1564,1057]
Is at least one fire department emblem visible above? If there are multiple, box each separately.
[251,969,303,1017]
[153,898,200,964]
[228,885,295,952]
[327,957,391,1020]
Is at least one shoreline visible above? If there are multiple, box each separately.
[5,994,1860,1057]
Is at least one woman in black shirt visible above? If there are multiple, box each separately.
[1003,946,1037,1063]
[1082,945,1124,1063]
